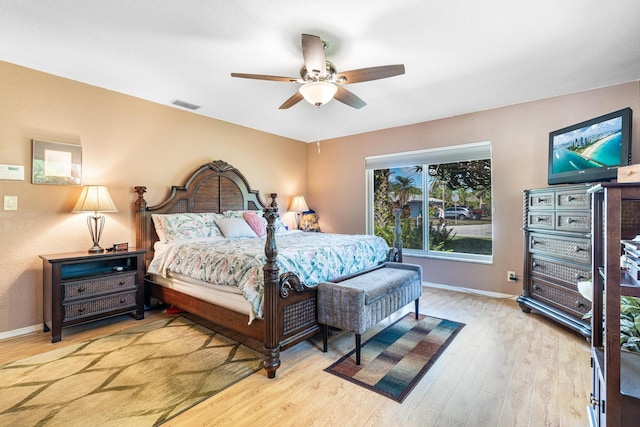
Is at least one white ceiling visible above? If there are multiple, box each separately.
[2,1,640,143]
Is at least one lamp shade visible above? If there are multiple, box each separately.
[290,196,309,213]
[298,81,338,107]
[72,185,118,213]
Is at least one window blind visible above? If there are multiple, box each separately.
[365,141,491,170]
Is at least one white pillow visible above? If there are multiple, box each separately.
[215,217,258,238]
[151,214,169,243]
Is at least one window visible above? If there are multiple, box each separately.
[366,142,492,263]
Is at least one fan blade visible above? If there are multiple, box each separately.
[231,73,298,82]
[279,91,304,109]
[336,64,405,84]
[301,34,326,78]
[334,86,366,109]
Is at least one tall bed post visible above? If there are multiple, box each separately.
[262,206,281,378]
[134,186,150,265]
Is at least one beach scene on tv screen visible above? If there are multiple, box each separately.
[552,116,622,173]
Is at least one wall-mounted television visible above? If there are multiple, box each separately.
[548,107,632,185]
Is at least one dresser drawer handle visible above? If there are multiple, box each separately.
[576,300,585,308]
[77,286,85,293]
[566,218,575,224]
[118,280,126,286]
[531,239,539,245]
[574,245,585,252]
[566,195,575,202]
[536,197,545,203]
[119,298,127,304]
[78,307,86,314]
[533,285,540,291]
[532,261,538,269]
[536,217,546,222]
[575,273,585,280]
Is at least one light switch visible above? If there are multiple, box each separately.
[4,195,17,210]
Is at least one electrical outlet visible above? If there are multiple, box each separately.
[507,271,517,282]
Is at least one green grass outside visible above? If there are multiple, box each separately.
[446,236,492,255]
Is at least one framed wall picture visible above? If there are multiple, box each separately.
[32,140,82,185]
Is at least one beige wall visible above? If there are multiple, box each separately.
[0,61,308,334]
[308,82,640,295]
[2,58,638,335]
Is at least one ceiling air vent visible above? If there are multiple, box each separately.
[170,99,201,110]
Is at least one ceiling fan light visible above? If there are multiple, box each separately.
[299,81,338,107]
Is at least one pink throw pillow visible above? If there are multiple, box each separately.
[243,211,266,237]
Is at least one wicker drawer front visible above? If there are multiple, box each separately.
[528,192,554,210]
[529,233,591,264]
[63,290,137,321]
[63,272,137,300]
[555,211,591,233]
[555,189,590,209]
[531,278,591,316]
[530,255,591,285]
[527,212,554,230]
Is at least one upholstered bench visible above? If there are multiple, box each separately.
[317,262,422,364]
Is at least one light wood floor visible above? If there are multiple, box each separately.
[0,287,591,427]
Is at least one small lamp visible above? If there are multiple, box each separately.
[299,81,338,107]
[290,195,309,230]
[72,185,118,253]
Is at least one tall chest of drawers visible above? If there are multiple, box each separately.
[40,249,146,342]
[517,184,592,338]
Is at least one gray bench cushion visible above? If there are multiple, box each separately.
[317,262,422,335]
[337,266,419,305]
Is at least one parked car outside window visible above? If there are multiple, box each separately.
[443,206,475,220]
[461,206,483,219]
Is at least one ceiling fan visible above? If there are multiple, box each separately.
[231,34,405,109]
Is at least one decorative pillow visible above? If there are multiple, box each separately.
[301,211,321,232]
[215,217,258,238]
[224,210,288,233]
[162,213,224,241]
[243,211,266,237]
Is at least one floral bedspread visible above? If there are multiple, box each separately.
[152,232,390,319]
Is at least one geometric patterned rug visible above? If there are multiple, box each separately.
[324,313,465,402]
[0,316,263,426]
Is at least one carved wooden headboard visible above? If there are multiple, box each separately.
[134,160,273,265]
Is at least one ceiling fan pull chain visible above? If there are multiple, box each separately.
[315,108,321,154]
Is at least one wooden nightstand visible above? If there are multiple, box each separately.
[40,249,146,343]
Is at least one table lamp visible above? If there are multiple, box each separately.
[72,185,118,253]
[289,195,309,230]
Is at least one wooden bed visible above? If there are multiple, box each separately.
[134,160,400,378]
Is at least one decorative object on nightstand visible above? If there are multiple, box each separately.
[40,249,146,343]
[301,210,321,232]
[72,185,118,253]
[290,195,309,230]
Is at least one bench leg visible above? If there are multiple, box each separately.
[355,333,362,365]
[322,324,328,353]
[415,298,419,318]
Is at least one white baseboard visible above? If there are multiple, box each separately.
[423,281,518,300]
[0,323,42,341]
